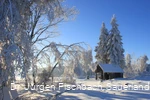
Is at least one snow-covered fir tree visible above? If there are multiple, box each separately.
[106,15,125,68]
[95,23,108,63]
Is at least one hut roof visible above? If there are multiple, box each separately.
[96,63,123,73]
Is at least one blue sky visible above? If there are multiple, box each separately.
[52,0,150,62]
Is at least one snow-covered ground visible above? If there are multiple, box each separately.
[57,75,150,100]
[13,74,150,100]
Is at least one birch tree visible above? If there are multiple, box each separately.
[37,42,92,85]
[0,0,77,87]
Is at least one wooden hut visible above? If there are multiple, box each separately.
[95,64,123,80]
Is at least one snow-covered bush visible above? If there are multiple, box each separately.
[124,54,149,78]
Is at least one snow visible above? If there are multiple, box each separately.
[57,76,150,100]
[98,63,123,73]
[0,87,18,100]
[9,74,150,100]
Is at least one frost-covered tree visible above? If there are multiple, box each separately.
[0,0,28,86]
[63,59,76,84]
[124,54,133,77]
[73,58,84,77]
[27,0,77,86]
[124,54,149,77]
[107,15,125,68]
[95,23,108,63]
[139,55,148,73]
[36,42,92,85]
[125,54,132,68]
[89,62,96,72]
[0,0,77,87]
[81,49,93,78]
[130,55,149,76]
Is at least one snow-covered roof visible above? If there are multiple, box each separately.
[98,63,123,73]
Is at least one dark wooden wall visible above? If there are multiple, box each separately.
[95,65,123,80]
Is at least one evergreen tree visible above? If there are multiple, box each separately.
[95,23,108,63]
[107,15,125,68]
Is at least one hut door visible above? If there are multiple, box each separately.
[105,73,109,80]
